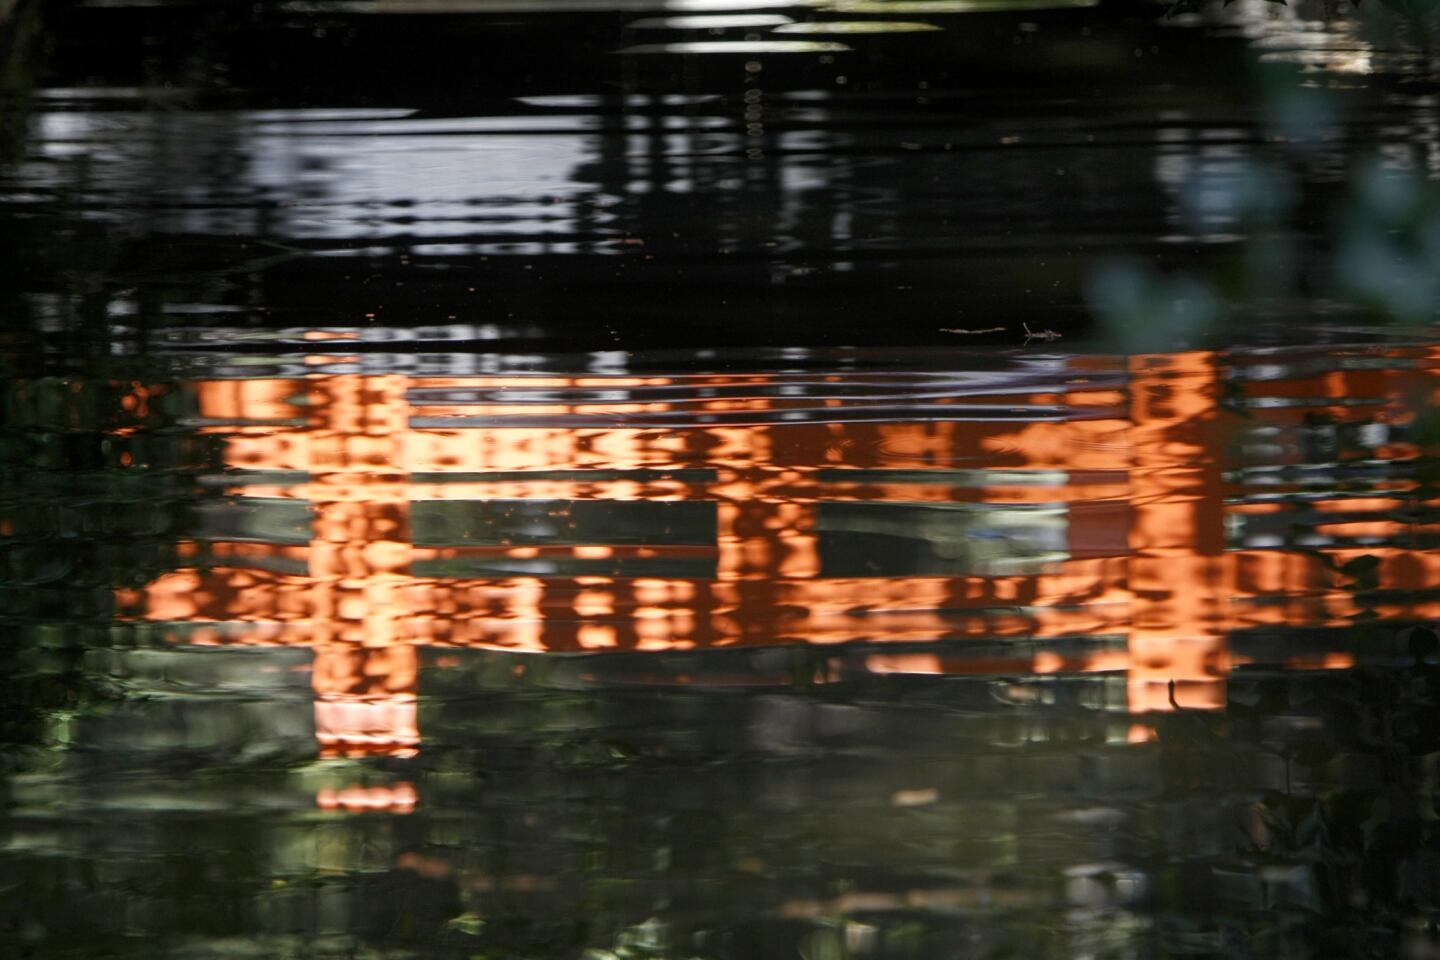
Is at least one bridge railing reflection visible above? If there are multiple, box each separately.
[113,346,1440,762]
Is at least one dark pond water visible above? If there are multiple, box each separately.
[5,0,1440,957]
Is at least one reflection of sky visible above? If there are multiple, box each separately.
[0,11,1372,272]
[12,0,1440,284]
[26,109,606,246]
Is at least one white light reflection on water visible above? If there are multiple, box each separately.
[823,0,1097,12]
[1220,0,1375,76]
[772,19,942,32]
[615,39,852,51]
[626,13,797,26]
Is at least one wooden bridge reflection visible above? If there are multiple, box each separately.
[116,348,1440,760]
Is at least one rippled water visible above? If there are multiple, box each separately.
[5,0,1440,957]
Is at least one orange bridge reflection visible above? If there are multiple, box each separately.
[116,348,1440,758]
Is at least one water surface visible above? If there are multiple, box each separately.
[4,0,1440,957]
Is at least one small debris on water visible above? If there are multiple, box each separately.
[1023,322,1062,343]
[891,787,940,807]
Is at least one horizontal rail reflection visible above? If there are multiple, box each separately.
[38,344,1431,756]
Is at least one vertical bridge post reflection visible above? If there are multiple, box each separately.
[118,347,1440,762]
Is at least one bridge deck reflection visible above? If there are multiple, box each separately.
[112,346,1440,757]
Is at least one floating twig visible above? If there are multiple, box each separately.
[1022,322,1062,343]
